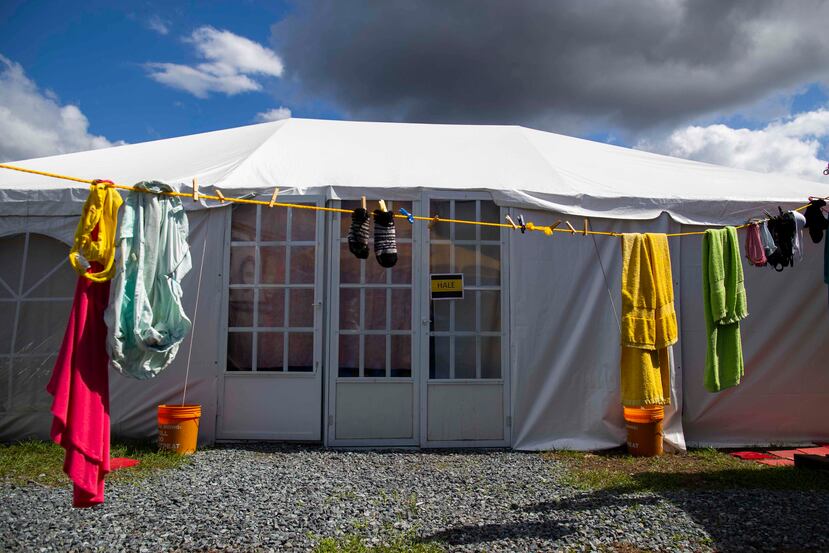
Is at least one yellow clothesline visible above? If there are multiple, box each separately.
[0,162,823,238]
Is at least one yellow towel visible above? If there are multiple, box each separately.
[620,233,677,406]
[69,183,123,282]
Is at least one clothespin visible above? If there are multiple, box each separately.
[378,199,387,212]
[565,220,577,234]
[582,218,589,236]
[504,214,519,229]
[428,214,440,230]
[399,207,414,224]
[549,220,562,232]
[215,189,226,204]
[268,187,280,208]
[517,214,526,234]
[361,196,367,210]
[192,177,199,201]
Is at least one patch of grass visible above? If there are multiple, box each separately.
[0,439,191,487]
[311,530,444,553]
[543,447,829,492]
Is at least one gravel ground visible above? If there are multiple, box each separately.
[2,444,828,552]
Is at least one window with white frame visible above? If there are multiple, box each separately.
[227,204,317,372]
[428,199,503,379]
[337,200,414,378]
[0,233,75,412]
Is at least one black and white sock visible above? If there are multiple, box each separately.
[373,209,398,268]
[347,208,370,259]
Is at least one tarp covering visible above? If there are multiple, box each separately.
[2,118,828,223]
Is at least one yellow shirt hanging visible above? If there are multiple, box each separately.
[69,182,123,282]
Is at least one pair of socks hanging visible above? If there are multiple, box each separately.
[347,208,398,268]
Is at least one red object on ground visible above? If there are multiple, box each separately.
[730,451,776,460]
[46,276,111,508]
[110,458,140,470]
[796,446,829,456]
[768,449,801,460]
[757,458,795,467]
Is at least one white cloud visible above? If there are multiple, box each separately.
[255,107,292,122]
[637,110,829,182]
[147,15,170,35]
[146,26,284,97]
[0,55,123,162]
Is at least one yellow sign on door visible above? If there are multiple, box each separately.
[430,273,464,300]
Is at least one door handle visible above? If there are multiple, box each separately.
[421,318,431,326]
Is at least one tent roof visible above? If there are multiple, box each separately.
[1,118,827,224]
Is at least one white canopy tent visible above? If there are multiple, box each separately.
[1,118,827,449]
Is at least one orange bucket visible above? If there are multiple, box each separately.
[623,405,664,457]
[157,404,201,455]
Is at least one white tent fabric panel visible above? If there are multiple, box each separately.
[0,210,224,445]
[509,212,685,451]
[679,231,829,447]
[2,118,827,224]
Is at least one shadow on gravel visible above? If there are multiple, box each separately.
[423,520,575,547]
[526,471,829,553]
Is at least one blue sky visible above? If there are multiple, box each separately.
[0,1,828,181]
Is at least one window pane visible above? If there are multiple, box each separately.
[431,300,450,331]
[260,207,287,241]
[390,289,411,330]
[364,288,386,330]
[391,242,412,284]
[287,333,314,372]
[365,247,388,284]
[0,300,14,352]
[480,290,501,331]
[0,234,25,294]
[455,244,476,287]
[258,289,285,328]
[257,332,283,371]
[430,201,451,240]
[340,243,362,284]
[288,288,314,327]
[291,207,316,241]
[11,355,54,410]
[230,246,256,285]
[455,336,476,378]
[393,201,413,239]
[364,335,386,377]
[289,246,316,284]
[228,289,254,328]
[480,201,500,240]
[455,293,476,332]
[429,336,450,379]
[430,243,450,273]
[227,332,252,371]
[455,201,477,240]
[480,245,501,286]
[390,335,411,378]
[260,246,286,284]
[16,300,72,355]
[339,288,360,330]
[338,334,359,377]
[481,336,501,379]
[231,205,257,241]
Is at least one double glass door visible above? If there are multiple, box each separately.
[326,193,510,446]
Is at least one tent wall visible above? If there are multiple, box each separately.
[509,211,685,451]
[679,230,829,447]
[0,210,225,445]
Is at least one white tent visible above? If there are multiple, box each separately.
[1,118,827,449]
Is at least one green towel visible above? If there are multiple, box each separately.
[702,227,748,392]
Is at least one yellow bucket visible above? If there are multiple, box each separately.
[623,405,664,457]
[157,404,201,455]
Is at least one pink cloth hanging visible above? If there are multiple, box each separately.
[744,223,766,266]
[47,274,111,508]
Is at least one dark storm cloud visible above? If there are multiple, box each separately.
[271,0,829,135]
